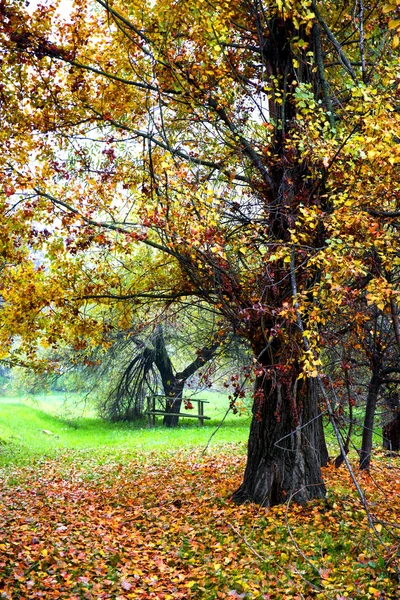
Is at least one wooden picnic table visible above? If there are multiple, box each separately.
[146,394,210,427]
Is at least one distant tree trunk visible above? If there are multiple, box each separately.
[383,393,400,452]
[151,325,184,427]
[163,381,185,428]
[232,364,326,506]
[152,324,220,427]
[359,373,382,470]
[334,366,354,468]
[383,417,400,451]
[317,403,329,467]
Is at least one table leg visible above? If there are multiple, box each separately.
[199,401,204,426]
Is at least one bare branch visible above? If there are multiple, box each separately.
[31,187,177,258]
[87,108,252,184]
[367,209,400,219]
[73,292,198,302]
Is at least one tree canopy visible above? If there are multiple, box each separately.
[0,0,400,505]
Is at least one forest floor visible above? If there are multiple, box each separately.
[0,395,399,599]
[1,448,399,599]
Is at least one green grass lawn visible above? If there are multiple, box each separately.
[0,390,252,467]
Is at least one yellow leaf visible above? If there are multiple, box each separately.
[388,19,400,30]
[382,4,396,14]
[375,523,383,533]
[281,552,289,560]
[383,4,397,14]
[368,587,379,594]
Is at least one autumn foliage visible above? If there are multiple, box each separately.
[0,449,399,599]
[1,0,400,508]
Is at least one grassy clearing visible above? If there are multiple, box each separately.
[0,391,251,468]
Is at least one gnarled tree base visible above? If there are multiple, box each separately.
[232,377,327,507]
[232,453,326,506]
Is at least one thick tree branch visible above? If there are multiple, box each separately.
[207,97,274,190]
[312,23,335,128]
[178,340,220,381]
[381,367,400,377]
[311,1,359,83]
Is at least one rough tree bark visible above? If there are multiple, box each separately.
[232,352,326,506]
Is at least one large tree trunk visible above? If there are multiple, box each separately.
[232,372,326,507]
[359,374,381,470]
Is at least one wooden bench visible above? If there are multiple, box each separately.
[146,395,210,427]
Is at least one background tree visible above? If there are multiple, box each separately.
[320,290,400,470]
[0,0,399,505]
[383,388,400,452]
[100,317,225,427]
